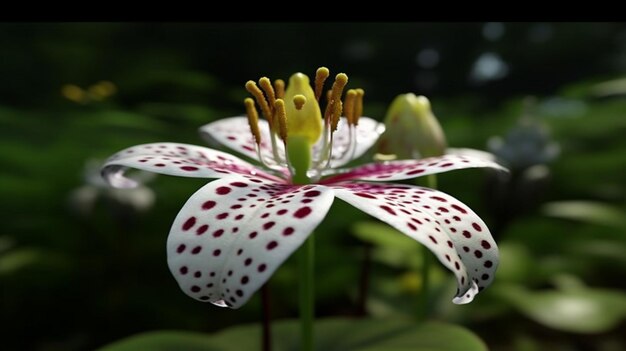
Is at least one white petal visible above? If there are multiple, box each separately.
[322,154,506,184]
[166,176,335,308]
[332,182,498,303]
[199,116,286,168]
[446,147,497,161]
[102,142,283,188]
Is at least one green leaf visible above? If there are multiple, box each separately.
[0,248,43,275]
[68,109,167,132]
[496,285,626,333]
[0,247,71,278]
[542,201,626,229]
[136,102,218,125]
[352,221,423,269]
[352,221,418,250]
[565,239,626,266]
[99,318,487,351]
[494,243,537,284]
[97,331,223,351]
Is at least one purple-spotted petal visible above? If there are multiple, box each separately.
[332,182,498,303]
[102,142,283,188]
[166,176,334,308]
[321,154,506,184]
[199,116,286,167]
[314,116,385,167]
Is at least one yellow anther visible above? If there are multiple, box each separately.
[274,99,288,142]
[245,80,272,122]
[330,73,348,102]
[259,77,276,110]
[244,98,262,145]
[324,73,349,123]
[274,79,285,99]
[314,67,330,101]
[324,89,333,122]
[293,94,307,110]
[343,89,357,125]
[331,99,343,132]
[354,88,364,125]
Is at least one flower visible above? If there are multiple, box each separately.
[70,158,155,216]
[101,68,505,309]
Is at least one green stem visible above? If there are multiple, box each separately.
[417,245,431,321]
[286,134,315,350]
[298,235,315,351]
[287,136,312,185]
[261,284,271,351]
[416,174,437,321]
[425,173,437,189]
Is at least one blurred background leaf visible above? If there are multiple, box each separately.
[99,318,487,351]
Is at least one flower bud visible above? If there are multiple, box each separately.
[377,94,447,159]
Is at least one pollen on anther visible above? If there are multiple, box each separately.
[325,73,348,129]
[343,89,357,125]
[314,67,330,101]
[245,80,272,121]
[274,79,285,99]
[259,77,276,110]
[353,88,364,125]
[244,98,262,145]
[274,99,288,141]
[331,99,343,132]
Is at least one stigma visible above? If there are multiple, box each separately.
[243,67,365,183]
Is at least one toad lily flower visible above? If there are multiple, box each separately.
[102,68,505,309]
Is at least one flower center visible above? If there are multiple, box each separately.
[243,67,365,184]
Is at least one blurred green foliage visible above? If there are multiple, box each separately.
[1,23,625,351]
[100,318,487,351]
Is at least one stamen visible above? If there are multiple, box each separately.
[325,86,363,169]
[274,79,285,99]
[314,67,330,102]
[331,74,349,100]
[274,99,288,142]
[331,100,343,132]
[343,89,357,125]
[323,73,348,124]
[293,94,306,110]
[244,98,261,145]
[245,81,273,123]
[259,77,276,111]
[354,88,364,125]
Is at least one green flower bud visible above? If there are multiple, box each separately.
[377,94,447,159]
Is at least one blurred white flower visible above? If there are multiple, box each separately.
[69,159,156,216]
[488,116,560,170]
